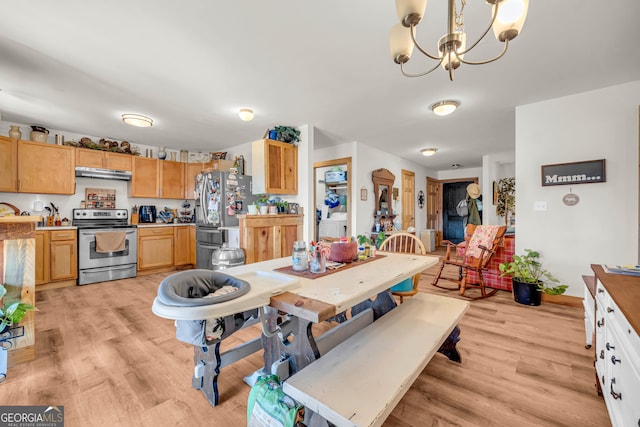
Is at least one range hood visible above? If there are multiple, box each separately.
[75,167,132,181]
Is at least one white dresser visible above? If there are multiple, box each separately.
[590,265,640,427]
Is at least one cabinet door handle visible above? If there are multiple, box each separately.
[597,288,604,293]
[611,355,621,365]
[606,342,615,351]
[606,307,614,313]
[599,350,605,359]
[610,378,622,400]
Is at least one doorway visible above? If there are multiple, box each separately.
[313,157,352,242]
[442,179,478,244]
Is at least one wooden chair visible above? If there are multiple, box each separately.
[431,224,507,300]
[378,232,426,303]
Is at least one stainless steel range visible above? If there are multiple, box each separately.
[73,208,138,285]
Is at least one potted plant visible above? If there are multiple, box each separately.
[255,194,269,215]
[498,249,568,306]
[277,200,288,214]
[274,126,301,145]
[0,284,36,333]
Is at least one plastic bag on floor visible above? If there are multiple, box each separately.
[247,375,304,427]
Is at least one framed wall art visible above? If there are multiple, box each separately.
[541,159,606,187]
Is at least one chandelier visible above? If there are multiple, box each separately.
[390,0,529,81]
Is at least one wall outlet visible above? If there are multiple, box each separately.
[534,201,547,211]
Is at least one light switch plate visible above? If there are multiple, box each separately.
[534,201,547,211]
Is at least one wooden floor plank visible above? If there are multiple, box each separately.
[0,254,611,427]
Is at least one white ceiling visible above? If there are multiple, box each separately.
[1,1,639,171]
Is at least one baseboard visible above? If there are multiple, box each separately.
[541,293,582,308]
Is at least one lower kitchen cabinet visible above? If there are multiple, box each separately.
[174,225,195,266]
[35,229,77,290]
[239,214,303,264]
[138,227,174,271]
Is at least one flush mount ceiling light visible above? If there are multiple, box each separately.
[431,100,459,116]
[421,148,438,156]
[390,0,529,81]
[122,114,153,128]
[238,108,254,122]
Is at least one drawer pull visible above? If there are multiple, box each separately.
[609,378,622,400]
[597,318,604,328]
[610,355,621,365]
[606,307,614,313]
[606,342,615,351]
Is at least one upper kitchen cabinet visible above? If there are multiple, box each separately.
[18,140,75,194]
[130,156,159,198]
[76,148,132,171]
[130,157,185,199]
[0,136,17,192]
[159,160,185,199]
[252,139,298,194]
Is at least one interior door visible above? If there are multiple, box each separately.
[426,177,441,245]
[401,169,415,229]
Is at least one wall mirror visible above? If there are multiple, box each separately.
[372,168,395,216]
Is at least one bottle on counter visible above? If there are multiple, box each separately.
[292,240,308,271]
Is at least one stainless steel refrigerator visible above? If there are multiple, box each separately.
[194,171,255,269]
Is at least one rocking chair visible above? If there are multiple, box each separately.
[431,224,507,300]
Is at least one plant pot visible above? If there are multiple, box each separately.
[512,279,542,306]
[259,205,268,215]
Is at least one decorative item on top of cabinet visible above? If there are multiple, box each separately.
[8,125,22,140]
[252,139,298,194]
[29,125,49,143]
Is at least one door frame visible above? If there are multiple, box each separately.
[313,157,352,241]
[426,176,479,246]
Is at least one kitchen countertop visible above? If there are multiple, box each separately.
[37,225,76,230]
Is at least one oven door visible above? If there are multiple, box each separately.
[78,227,138,270]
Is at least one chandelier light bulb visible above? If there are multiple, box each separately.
[238,108,254,122]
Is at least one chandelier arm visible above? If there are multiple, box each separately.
[410,24,440,60]
[457,0,500,55]
[400,58,445,78]
[457,39,509,65]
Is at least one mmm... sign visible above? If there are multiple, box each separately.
[540,159,606,187]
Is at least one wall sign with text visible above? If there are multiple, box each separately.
[541,159,606,186]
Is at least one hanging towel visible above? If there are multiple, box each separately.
[95,231,126,253]
[466,225,500,259]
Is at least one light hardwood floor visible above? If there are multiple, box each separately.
[3,259,610,427]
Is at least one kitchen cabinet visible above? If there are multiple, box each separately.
[35,228,77,290]
[0,136,17,192]
[131,157,186,199]
[130,156,159,198]
[160,160,185,199]
[252,139,298,194]
[239,214,303,264]
[174,225,195,266]
[76,148,132,171]
[18,140,75,194]
[138,227,174,271]
[590,265,640,427]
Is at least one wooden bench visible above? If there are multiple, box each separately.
[282,292,470,427]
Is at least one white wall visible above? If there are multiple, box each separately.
[354,142,432,236]
[516,80,640,297]
[482,151,515,225]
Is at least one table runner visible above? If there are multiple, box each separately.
[274,255,386,279]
